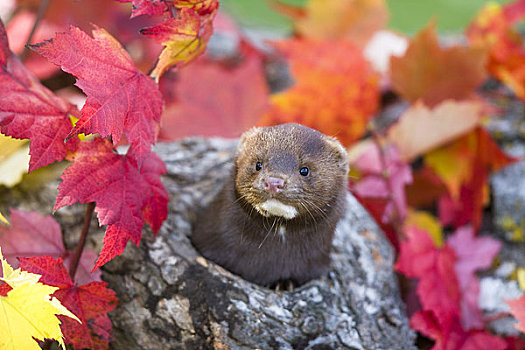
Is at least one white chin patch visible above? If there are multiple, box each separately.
[255,199,298,219]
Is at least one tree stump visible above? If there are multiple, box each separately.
[102,138,415,350]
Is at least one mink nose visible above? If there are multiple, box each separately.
[264,177,285,194]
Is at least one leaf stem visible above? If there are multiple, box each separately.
[68,202,95,281]
[20,0,50,60]
[163,0,178,18]
[369,122,404,235]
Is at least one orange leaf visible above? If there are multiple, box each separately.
[387,100,483,161]
[425,127,517,229]
[274,0,387,47]
[391,22,487,107]
[467,1,525,99]
[425,127,515,199]
[259,39,379,146]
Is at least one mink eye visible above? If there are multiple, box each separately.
[255,161,262,171]
[299,167,310,176]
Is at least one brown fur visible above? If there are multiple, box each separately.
[191,123,348,287]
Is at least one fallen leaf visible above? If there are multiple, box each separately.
[411,310,507,350]
[159,55,269,140]
[54,138,168,270]
[0,247,80,350]
[425,127,516,229]
[0,212,6,225]
[259,38,379,146]
[19,256,118,350]
[386,100,483,161]
[0,19,79,172]
[351,143,412,222]
[31,25,163,166]
[395,227,460,328]
[503,0,525,24]
[405,166,448,208]
[467,1,525,99]
[506,295,525,333]
[273,0,388,47]
[447,226,501,330]
[405,210,443,247]
[0,209,101,285]
[391,22,487,107]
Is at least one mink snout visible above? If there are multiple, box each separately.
[263,176,285,194]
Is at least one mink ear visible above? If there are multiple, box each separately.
[235,127,261,161]
[323,135,349,174]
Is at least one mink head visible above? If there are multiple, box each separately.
[234,123,348,221]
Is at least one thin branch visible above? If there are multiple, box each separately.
[68,202,96,281]
[20,0,50,60]
[483,311,511,324]
[369,121,404,235]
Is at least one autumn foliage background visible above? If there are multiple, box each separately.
[0,0,524,349]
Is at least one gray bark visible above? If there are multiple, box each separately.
[102,138,416,350]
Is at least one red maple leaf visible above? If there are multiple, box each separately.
[0,283,12,296]
[159,55,269,140]
[54,138,168,270]
[0,209,101,285]
[116,0,169,18]
[395,227,460,329]
[30,25,163,165]
[0,19,79,172]
[411,310,507,350]
[447,226,501,330]
[19,256,118,350]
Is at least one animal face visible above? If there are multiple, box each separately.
[234,124,348,221]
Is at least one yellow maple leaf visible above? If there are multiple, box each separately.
[0,134,29,188]
[0,247,80,350]
[424,130,478,199]
[142,4,218,80]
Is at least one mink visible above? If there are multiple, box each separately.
[192,123,349,288]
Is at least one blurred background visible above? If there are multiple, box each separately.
[220,0,513,34]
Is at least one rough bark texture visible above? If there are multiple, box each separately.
[102,138,416,350]
[483,93,525,335]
